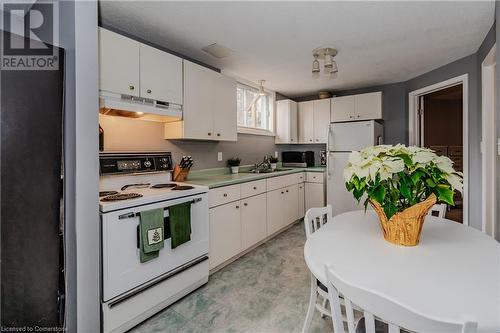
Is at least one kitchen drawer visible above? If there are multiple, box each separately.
[241,179,267,198]
[267,174,298,192]
[306,172,323,183]
[296,172,306,183]
[449,146,463,156]
[209,184,241,208]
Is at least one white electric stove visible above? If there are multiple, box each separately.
[99,152,209,333]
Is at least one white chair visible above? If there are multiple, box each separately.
[302,205,333,333]
[428,204,447,218]
[325,264,478,333]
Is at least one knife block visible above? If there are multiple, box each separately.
[172,165,190,182]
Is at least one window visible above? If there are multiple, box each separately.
[237,83,274,134]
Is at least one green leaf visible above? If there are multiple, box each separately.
[370,185,386,203]
[426,178,436,187]
[395,153,412,167]
[435,185,454,205]
[410,170,424,185]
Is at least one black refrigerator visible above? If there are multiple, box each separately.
[1,31,65,328]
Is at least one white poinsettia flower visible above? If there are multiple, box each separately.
[412,150,436,164]
[446,173,463,193]
[348,151,363,165]
[343,165,355,182]
[435,155,455,174]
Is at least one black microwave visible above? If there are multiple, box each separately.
[281,151,315,167]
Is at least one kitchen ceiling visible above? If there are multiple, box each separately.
[99,1,494,98]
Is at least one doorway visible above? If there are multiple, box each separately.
[408,74,468,225]
[419,85,464,223]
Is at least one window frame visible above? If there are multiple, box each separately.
[236,82,275,136]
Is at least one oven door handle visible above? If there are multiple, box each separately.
[118,197,202,220]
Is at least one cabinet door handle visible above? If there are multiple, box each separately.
[281,191,284,194]
[129,85,135,90]
[208,132,212,136]
[291,138,294,141]
[309,139,313,142]
[253,186,257,190]
[244,203,248,206]
[236,205,239,209]
[223,193,228,197]
[217,133,221,137]
[286,190,289,192]
[146,89,152,94]
[357,115,360,118]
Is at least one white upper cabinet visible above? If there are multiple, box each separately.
[298,101,314,143]
[165,61,237,141]
[355,92,382,121]
[297,99,330,144]
[139,43,182,104]
[99,28,183,105]
[331,92,382,122]
[313,98,331,143]
[275,99,298,144]
[99,28,140,96]
[331,95,355,122]
[213,74,237,141]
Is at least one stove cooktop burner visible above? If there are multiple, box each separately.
[171,185,195,190]
[101,193,143,201]
[151,183,177,189]
[99,190,119,197]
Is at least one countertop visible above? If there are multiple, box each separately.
[185,166,326,189]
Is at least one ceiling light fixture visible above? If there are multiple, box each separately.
[312,47,339,78]
[258,80,266,96]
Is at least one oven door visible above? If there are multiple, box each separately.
[101,193,208,302]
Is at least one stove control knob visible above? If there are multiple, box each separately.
[162,164,167,169]
[144,160,152,168]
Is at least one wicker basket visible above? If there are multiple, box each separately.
[369,194,437,246]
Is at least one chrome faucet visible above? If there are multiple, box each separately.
[254,155,272,171]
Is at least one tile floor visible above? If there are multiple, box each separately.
[130,222,332,333]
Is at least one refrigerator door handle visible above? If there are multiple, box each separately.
[327,152,333,177]
[327,126,333,152]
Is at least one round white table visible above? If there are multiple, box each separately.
[304,210,500,332]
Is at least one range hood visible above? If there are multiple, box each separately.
[99,91,182,123]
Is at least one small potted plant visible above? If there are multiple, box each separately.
[344,144,462,246]
[227,157,241,174]
[269,156,278,170]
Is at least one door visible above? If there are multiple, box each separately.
[140,43,182,104]
[209,202,241,269]
[298,183,305,219]
[331,95,355,122]
[327,152,363,216]
[266,189,284,235]
[283,185,299,225]
[313,99,331,143]
[183,61,215,140]
[355,92,382,120]
[99,28,140,96]
[298,101,314,143]
[213,74,237,141]
[329,121,376,152]
[241,194,267,250]
[305,183,325,212]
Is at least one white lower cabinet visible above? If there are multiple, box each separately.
[241,193,267,250]
[266,188,284,236]
[298,182,305,219]
[305,182,325,212]
[209,202,241,269]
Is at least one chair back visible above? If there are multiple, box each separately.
[325,265,477,333]
[428,204,447,218]
[304,205,332,238]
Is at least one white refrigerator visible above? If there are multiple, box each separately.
[327,120,384,216]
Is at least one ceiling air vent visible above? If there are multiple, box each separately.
[202,43,234,59]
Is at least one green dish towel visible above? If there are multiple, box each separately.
[139,208,165,263]
[169,202,192,249]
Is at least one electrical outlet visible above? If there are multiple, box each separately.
[217,152,223,161]
[274,151,278,158]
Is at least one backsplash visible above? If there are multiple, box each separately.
[99,115,325,170]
